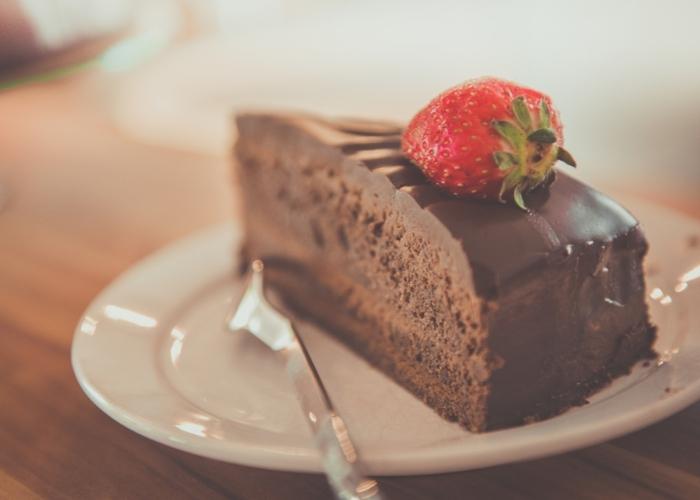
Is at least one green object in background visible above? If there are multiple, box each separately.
[0,58,96,91]
[0,23,174,91]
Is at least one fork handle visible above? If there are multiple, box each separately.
[283,335,384,500]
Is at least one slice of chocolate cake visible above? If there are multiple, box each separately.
[232,113,656,432]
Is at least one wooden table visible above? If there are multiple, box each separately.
[1,74,700,500]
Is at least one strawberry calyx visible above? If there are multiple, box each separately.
[492,96,576,210]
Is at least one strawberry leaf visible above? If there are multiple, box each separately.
[512,96,532,131]
[539,99,551,129]
[527,128,557,144]
[492,120,526,150]
[513,184,527,211]
[498,167,523,201]
[557,146,577,167]
[493,151,518,171]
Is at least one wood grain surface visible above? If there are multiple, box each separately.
[1,74,699,500]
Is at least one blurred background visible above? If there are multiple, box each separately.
[1,4,699,497]
[1,0,699,209]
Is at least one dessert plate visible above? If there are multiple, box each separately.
[72,194,700,475]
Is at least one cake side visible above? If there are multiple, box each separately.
[234,113,495,430]
[484,226,657,427]
[432,175,658,427]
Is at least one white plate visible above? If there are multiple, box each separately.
[72,194,700,475]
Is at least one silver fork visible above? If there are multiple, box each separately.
[227,260,384,500]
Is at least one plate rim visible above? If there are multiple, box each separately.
[72,200,700,475]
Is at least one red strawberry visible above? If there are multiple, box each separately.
[402,77,576,210]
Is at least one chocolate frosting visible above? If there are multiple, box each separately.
[419,174,639,296]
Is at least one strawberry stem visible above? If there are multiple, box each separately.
[490,97,577,210]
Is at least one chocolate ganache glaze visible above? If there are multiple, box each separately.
[234,113,657,430]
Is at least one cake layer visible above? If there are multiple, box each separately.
[233,113,656,431]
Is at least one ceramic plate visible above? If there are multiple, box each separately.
[72,194,700,475]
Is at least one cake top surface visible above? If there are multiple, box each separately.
[420,172,639,293]
[236,113,641,296]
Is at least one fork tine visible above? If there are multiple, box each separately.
[227,260,295,351]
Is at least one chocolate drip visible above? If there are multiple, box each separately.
[363,155,415,169]
[339,138,402,154]
[399,185,449,208]
[372,166,427,188]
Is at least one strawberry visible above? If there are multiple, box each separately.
[402,77,576,210]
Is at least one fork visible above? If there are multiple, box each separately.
[227,260,384,500]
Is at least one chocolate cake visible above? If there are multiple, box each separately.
[232,113,657,431]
